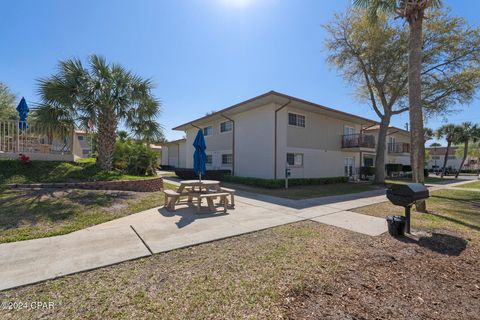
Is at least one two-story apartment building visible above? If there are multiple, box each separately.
[167,91,411,179]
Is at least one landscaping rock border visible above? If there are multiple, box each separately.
[7,177,164,192]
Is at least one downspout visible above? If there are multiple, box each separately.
[274,100,292,179]
[221,114,235,176]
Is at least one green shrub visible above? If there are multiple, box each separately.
[223,175,348,189]
[385,163,403,175]
[359,166,375,176]
[114,141,158,176]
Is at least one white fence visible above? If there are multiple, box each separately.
[0,120,73,156]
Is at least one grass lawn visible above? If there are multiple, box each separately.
[454,180,480,190]
[386,176,466,185]
[0,158,157,187]
[354,188,480,237]
[222,182,379,199]
[1,188,478,319]
[0,182,176,243]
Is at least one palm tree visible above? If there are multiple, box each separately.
[353,0,442,212]
[38,55,162,170]
[453,122,479,178]
[32,104,75,145]
[117,130,130,143]
[434,124,458,178]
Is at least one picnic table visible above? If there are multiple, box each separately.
[177,180,221,194]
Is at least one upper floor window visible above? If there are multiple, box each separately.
[288,113,305,127]
[220,121,233,133]
[448,155,456,160]
[78,135,85,141]
[203,126,213,136]
[343,126,355,136]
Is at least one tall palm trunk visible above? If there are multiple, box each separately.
[408,15,427,212]
[97,108,117,170]
[455,141,469,179]
[440,140,451,178]
[374,116,390,183]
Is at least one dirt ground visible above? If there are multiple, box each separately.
[283,228,480,320]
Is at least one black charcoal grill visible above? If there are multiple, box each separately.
[386,183,429,233]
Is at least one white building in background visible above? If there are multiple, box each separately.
[167,91,412,179]
[160,138,186,168]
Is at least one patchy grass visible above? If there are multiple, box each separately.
[1,212,479,319]
[354,189,480,238]
[386,176,466,185]
[0,159,156,186]
[222,182,379,200]
[454,180,480,190]
[0,222,354,319]
[0,183,177,243]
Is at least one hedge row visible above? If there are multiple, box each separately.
[223,175,348,189]
[174,169,231,180]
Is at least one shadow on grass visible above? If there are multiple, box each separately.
[0,188,135,230]
[396,232,468,256]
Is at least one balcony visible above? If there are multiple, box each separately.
[388,142,410,154]
[341,134,376,149]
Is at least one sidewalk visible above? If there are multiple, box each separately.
[0,178,473,291]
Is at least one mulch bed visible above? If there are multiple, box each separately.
[283,228,480,320]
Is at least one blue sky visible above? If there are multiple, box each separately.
[1,0,478,144]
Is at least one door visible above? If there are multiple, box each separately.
[344,157,354,177]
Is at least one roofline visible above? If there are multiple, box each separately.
[161,138,186,145]
[364,125,410,135]
[172,91,378,131]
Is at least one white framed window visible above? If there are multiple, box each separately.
[206,154,212,164]
[220,121,233,133]
[343,126,355,136]
[203,126,213,136]
[286,153,303,167]
[222,154,233,165]
[288,113,305,127]
[78,135,85,141]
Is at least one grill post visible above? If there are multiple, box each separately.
[405,205,411,234]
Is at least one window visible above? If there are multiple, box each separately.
[431,156,440,160]
[78,135,84,141]
[206,155,212,164]
[286,153,303,167]
[288,113,305,127]
[448,155,456,160]
[222,154,233,165]
[203,126,213,136]
[364,157,374,167]
[82,149,90,155]
[343,126,355,136]
[220,121,233,133]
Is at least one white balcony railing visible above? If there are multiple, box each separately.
[0,120,73,155]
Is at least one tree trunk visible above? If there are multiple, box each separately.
[455,141,469,179]
[440,141,451,178]
[374,116,390,184]
[96,108,117,170]
[408,15,427,213]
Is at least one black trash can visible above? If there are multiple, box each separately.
[386,215,406,236]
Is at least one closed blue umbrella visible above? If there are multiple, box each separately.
[193,129,207,181]
[16,97,29,129]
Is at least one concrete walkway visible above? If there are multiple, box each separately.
[0,178,473,291]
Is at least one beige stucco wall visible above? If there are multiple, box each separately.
[286,106,364,151]
[234,102,277,178]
